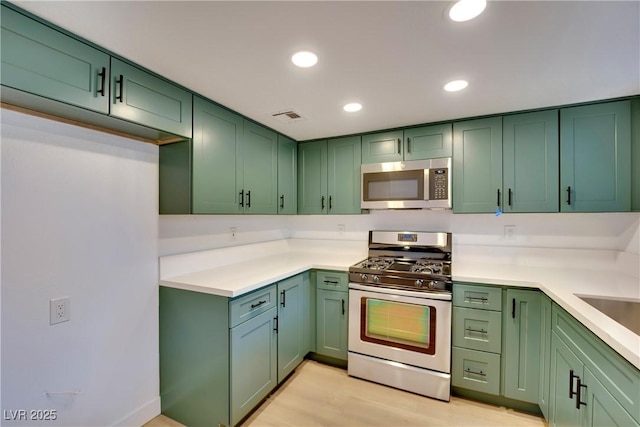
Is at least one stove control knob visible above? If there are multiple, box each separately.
[415,279,424,288]
[360,273,368,281]
[373,275,380,282]
[428,280,438,289]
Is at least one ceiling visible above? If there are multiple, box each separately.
[13,1,640,141]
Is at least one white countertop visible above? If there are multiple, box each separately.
[160,239,640,370]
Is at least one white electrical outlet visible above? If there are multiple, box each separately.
[338,224,345,235]
[504,225,516,240]
[50,297,70,325]
[230,227,237,239]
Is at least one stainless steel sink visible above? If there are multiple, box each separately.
[577,295,640,336]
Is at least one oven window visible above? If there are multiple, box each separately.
[360,298,436,355]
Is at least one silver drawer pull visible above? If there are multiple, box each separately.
[251,300,267,309]
[466,296,488,302]
[465,327,488,334]
[465,368,486,377]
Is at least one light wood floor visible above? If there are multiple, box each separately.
[145,360,547,427]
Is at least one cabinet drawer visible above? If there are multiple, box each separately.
[316,270,348,292]
[229,285,277,328]
[452,307,502,353]
[552,304,640,423]
[453,283,502,311]
[452,347,501,396]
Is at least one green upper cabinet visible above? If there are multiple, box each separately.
[1,5,110,114]
[362,125,452,163]
[362,130,404,163]
[453,117,503,213]
[298,137,361,214]
[192,97,278,215]
[110,59,193,138]
[298,140,328,214]
[242,120,278,214]
[327,136,362,214]
[192,97,243,214]
[503,110,559,213]
[502,289,541,404]
[404,124,453,160]
[560,100,631,212]
[277,135,298,215]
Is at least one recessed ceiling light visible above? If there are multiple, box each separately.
[291,51,318,68]
[444,80,469,92]
[343,103,363,112]
[449,0,487,22]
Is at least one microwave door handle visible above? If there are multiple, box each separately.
[424,169,430,201]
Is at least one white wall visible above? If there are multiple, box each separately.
[1,110,159,426]
[160,210,640,275]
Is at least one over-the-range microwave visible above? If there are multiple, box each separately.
[361,158,452,209]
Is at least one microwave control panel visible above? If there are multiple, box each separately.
[429,168,449,200]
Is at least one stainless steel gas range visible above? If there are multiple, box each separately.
[348,231,452,401]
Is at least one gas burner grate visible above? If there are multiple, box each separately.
[359,257,394,270]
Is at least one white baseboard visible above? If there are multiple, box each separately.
[112,397,161,427]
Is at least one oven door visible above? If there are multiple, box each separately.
[348,284,451,374]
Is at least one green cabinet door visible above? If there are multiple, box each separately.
[503,289,541,404]
[539,293,552,420]
[453,117,503,213]
[549,333,583,427]
[328,136,362,214]
[298,141,328,214]
[230,307,277,426]
[192,97,243,214]
[110,58,193,138]
[404,123,453,160]
[1,5,110,114]
[583,367,639,427]
[316,289,348,361]
[277,275,304,383]
[560,101,631,212]
[503,110,559,212]
[277,135,298,214]
[361,130,404,163]
[243,121,278,214]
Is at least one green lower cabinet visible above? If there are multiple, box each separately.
[277,273,308,383]
[583,367,639,427]
[502,289,541,404]
[452,283,542,413]
[159,287,230,427]
[549,332,583,427]
[538,293,553,419]
[230,307,277,426]
[452,347,501,395]
[316,288,348,360]
[549,303,640,426]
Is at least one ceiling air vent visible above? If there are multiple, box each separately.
[271,109,305,124]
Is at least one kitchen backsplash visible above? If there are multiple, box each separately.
[159,211,639,278]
